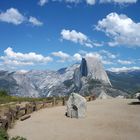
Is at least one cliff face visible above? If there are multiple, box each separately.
[0,57,127,98]
[80,58,88,77]
[79,57,111,85]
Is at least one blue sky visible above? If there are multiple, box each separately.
[0,0,140,71]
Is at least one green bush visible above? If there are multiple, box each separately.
[0,94,54,105]
[10,136,27,140]
[0,128,9,140]
[0,90,9,97]
[0,129,27,140]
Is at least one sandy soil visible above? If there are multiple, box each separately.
[9,99,140,140]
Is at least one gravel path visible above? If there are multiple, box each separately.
[9,99,140,140]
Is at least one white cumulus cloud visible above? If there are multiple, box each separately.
[96,12,140,47]
[52,51,70,62]
[85,52,103,60]
[108,66,140,72]
[72,50,116,65]
[61,29,88,44]
[73,53,82,61]
[65,0,81,3]
[38,0,48,6]
[86,0,96,5]
[53,0,94,5]
[100,50,116,59]
[84,52,113,64]
[29,16,43,26]
[61,29,101,47]
[100,0,137,4]
[0,8,25,25]
[37,0,138,6]
[0,8,43,26]
[117,59,133,65]
[0,47,52,67]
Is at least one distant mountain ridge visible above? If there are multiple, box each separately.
[107,70,140,94]
[0,57,137,98]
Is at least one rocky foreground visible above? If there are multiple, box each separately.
[9,99,140,140]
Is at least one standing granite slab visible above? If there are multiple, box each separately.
[66,93,87,118]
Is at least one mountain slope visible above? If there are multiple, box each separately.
[0,58,130,98]
[107,70,140,94]
[85,57,111,85]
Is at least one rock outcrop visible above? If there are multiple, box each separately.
[66,93,87,118]
[0,57,128,98]
[136,93,140,100]
[98,89,113,99]
[80,58,88,77]
[85,57,111,85]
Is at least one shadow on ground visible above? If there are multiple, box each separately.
[128,101,140,105]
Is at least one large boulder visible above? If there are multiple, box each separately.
[66,93,87,118]
[136,93,140,100]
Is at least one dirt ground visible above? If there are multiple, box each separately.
[8,99,140,140]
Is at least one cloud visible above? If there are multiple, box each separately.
[72,50,115,65]
[0,47,52,67]
[72,52,103,62]
[51,51,104,63]
[87,50,137,66]
[108,66,140,72]
[96,12,140,47]
[52,51,82,62]
[3,60,34,66]
[0,8,43,26]
[84,52,113,64]
[73,53,82,61]
[86,0,96,5]
[84,50,116,64]
[52,51,70,62]
[117,59,133,65]
[37,0,137,6]
[100,0,137,4]
[38,0,48,6]
[0,8,25,25]
[53,0,94,5]
[61,29,89,45]
[99,50,116,59]
[61,29,101,47]
[85,52,102,60]
[65,0,81,3]
[29,16,43,26]
[37,0,138,6]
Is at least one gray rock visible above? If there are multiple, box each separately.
[80,58,88,77]
[0,57,129,98]
[136,93,140,100]
[85,56,111,85]
[66,93,87,118]
[98,89,113,99]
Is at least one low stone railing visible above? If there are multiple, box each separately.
[0,95,95,131]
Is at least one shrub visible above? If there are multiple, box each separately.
[10,136,27,140]
[0,128,9,140]
[0,90,9,97]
